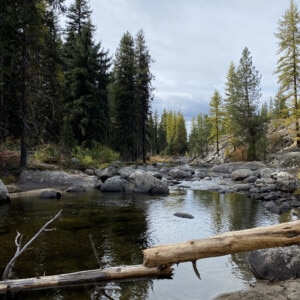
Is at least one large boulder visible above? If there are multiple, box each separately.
[100,176,125,192]
[276,179,297,193]
[18,170,97,189]
[118,166,135,180]
[249,245,300,281]
[168,166,194,180]
[95,163,119,182]
[0,180,10,204]
[125,170,169,195]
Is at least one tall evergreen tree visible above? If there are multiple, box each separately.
[110,30,154,161]
[209,90,223,156]
[63,0,111,148]
[224,61,238,139]
[110,31,136,160]
[232,47,265,160]
[274,0,300,146]
[135,29,154,163]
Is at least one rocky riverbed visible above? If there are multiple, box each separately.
[2,157,300,298]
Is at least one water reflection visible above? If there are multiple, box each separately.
[0,188,281,299]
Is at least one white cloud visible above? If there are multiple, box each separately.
[65,0,291,121]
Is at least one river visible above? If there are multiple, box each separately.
[0,187,294,299]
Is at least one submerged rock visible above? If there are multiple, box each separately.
[174,212,194,219]
[40,189,61,199]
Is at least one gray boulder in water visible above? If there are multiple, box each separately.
[249,245,300,281]
[174,212,194,219]
[0,180,10,204]
[40,189,61,199]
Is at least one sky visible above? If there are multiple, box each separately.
[65,0,292,122]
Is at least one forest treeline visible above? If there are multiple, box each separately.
[1,0,300,168]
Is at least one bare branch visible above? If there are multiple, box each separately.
[2,210,62,280]
[89,234,102,268]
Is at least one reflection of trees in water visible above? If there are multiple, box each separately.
[192,190,269,283]
[193,190,268,234]
[1,192,153,299]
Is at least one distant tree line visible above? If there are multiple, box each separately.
[1,0,300,167]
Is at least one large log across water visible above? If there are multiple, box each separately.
[0,265,173,293]
[143,220,300,268]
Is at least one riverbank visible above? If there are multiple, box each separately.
[215,278,300,300]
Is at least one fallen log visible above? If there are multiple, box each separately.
[143,220,300,268]
[0,265,173,293]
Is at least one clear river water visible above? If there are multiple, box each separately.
[0,187,294,299]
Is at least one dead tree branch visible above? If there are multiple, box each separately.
[2,210,62,280]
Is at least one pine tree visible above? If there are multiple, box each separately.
[188,113,211,157]
[134,29,154,162]
[110,30,154,161]
[63,0,111,148]
[157,110,168,154]
[232,47,265,160]
[275,0,300,146]
[224,61,237,138]
[209,90,223,156]
[110,31,136,160]
[173,112,187,155]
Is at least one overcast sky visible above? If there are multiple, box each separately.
[66,0,292,121]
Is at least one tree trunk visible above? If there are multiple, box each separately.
[143,220,300,268]
[0,265,173,293]
[20,26,28,169]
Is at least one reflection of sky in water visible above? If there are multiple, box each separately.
[0,188,286,300]
[146,189,281,299]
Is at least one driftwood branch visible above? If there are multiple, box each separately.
[0,265,173,293]
[2,210,62,280]
[143,220,300,268]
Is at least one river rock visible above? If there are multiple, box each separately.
[231,169,254,181]
[65,185,86,193]
[18,170,97,189]
[249,245,300,281]
[211,162,265,174]
[125,170,169,195]
[243,175,258,183]
[0,180,10,204]
[278,152,300,167]
[259,168,274,178]
[95,163,119,181]
[276,179,297,193]
[174,212,194,219]
[40,189,61,199]
[100,176,125,192]
[118,166,135,179]
[168,167,193,179]
[265,201,280,214]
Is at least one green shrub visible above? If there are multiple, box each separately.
[33,144,61,164]
[72,143,120,168]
